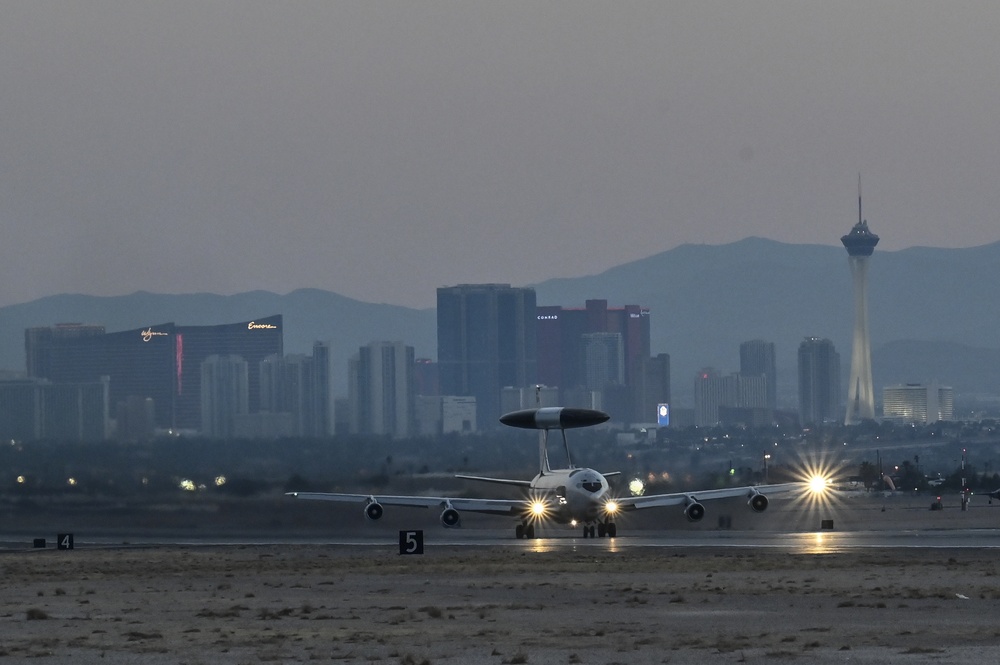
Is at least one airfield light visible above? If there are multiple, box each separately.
[179,479,196,492]
[67,477,77,487]
[16,475,25,484]
[629,478,645,496]
[214,475,227,487]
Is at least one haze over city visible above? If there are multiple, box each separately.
[3,2,1000,310]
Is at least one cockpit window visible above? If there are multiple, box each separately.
[581,480,602,493]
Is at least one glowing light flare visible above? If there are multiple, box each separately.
[629,478,646,496]
[179,479,196,491]
[604,501,619,515]
[214,475,227,487]
[66,478,78,487]
[808,475,830,494]
[16,475,25,484]
[530,501,547,517]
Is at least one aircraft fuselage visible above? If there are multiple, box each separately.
[528,466,612,525]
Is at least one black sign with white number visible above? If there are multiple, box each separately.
[57,533,74,550]
[399,530,424,555]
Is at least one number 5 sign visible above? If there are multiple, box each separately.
[399,530,423,555]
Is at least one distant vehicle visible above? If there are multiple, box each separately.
[287,407,825,539]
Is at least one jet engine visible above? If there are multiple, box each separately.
[748,493,769,513]
[440,507,461,528]
[684,501,706,522]
[364,501,384,521]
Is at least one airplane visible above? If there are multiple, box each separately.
[287,407,825,539]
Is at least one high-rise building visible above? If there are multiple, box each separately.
[694,368,730,427]
[883,382,954,424]
[740,340,777,411]
[437,284,537,429]
[842,187,880,424]
[798,337,841,425]
[348,341,415,439]
[535,299,650,422]
[694,368,768,427]
[259,346,331,437]
[638,353,671,425]
[200,354,249,438]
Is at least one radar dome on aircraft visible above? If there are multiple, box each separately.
[499,407,610,430]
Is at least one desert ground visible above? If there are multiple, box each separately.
[2,492,1000,664]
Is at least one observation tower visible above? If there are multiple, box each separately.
[841,185,879,424]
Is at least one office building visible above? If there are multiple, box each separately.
[798,337,841,425]
[437,284,536,429]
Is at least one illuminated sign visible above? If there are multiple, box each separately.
[141,328,169,342]
[537,315,559,320]
[247,321,278,330]
[657,403,670,427]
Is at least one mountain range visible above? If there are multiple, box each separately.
[2,237,999,407]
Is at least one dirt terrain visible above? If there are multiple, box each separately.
[1,491,999,663]
[1,541,1000,664]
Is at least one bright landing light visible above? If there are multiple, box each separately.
[530,501,547,517]
[605,501,619,514]
[808,475,830,494]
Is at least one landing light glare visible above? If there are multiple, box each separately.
[605,501,619,514]
[530,501,547,517]
[808,475,829,494]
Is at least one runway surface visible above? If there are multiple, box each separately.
[5,527,1000,554]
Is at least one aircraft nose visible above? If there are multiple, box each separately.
[581,481,603,493]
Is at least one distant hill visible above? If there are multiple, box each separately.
[2,238,999,406]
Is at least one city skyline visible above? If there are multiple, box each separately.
[4,3,1000,309]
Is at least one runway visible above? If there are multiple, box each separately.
[6,526,1000,554]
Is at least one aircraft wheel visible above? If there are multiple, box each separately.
[607,523,617,538]
[597,523,606,538]
[526,524,535,539]
[515,524,525,539]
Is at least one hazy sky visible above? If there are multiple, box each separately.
[2,2,999,309]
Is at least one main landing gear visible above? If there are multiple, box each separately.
[583,521,616,538]
[515,522,536,539]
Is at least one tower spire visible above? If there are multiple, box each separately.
[858,174,863,226]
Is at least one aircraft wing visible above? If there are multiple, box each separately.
[614,482,806,511]
[286,491,524,516]
[453,474,532,488]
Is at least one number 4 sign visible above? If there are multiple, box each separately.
[398,530,423,555]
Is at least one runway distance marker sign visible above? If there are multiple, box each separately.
[399,530,424,555]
